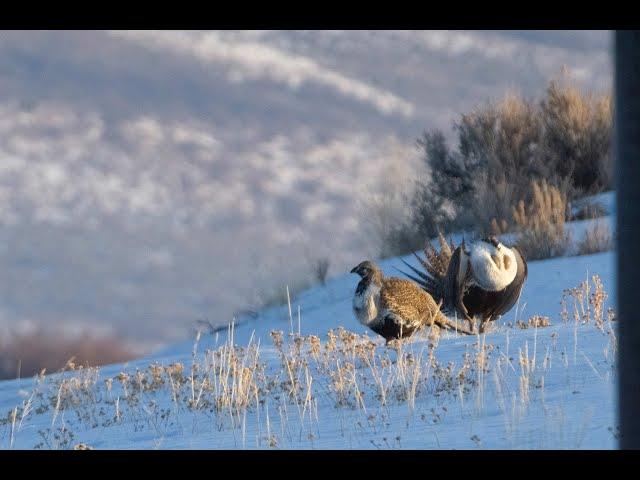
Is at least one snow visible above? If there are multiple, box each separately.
[572,191,616,217]
[0,196,619,449]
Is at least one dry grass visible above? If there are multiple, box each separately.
[559,274,617,369]
[560,274,614,331]
[0,329,138,380]
[512,180,571,260]
[1,324,480,448]
[517,315,551,329]
[0,276,617,449]
[577,222,614,256]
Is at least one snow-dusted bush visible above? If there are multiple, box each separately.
[577,222,615,256]
[411,70,612,238]
[512,180,571,260]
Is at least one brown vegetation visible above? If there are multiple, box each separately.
[376,70,612,257]
[511,180,571,260]
[577,222,614,256]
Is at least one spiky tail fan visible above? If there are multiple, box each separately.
[396,232,456,305]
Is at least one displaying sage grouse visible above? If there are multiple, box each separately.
[399,234,527,333]
[350,260,473,343]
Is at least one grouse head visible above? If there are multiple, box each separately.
[350,260,382,281]
[481,236,501,248]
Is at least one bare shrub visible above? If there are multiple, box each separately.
[541,72,613,195]
[512,180,571,260]
[577,221,614,255]
[0,329,137,380]
[457,91,542,190]
[474,176,522,236]
[412,70,612,236]
[312,257,330,286]
[412,130,475,233]
[423,91,545,234]
[570,202,608,221]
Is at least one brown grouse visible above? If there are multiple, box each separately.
[351,260,473,343]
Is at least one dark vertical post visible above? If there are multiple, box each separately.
[616,30,640,449]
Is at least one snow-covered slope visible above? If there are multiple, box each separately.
[0,240,617,449]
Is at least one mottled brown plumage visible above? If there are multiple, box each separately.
[351,260,473,342]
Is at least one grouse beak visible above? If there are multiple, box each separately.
[350,266,358,274]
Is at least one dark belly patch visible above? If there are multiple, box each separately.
[370,315,418,341]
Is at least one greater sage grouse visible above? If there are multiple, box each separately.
[399,234,528,333]
[350,260,473,343]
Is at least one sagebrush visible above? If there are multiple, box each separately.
[409,70,611,241]
[511,180,571,260]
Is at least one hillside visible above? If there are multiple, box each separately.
[0,199,617,449]
[0,31,612,347]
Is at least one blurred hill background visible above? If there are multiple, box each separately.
[0,31,611,353]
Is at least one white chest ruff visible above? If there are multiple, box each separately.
[468,242,517,291]
[352,283,381,327]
